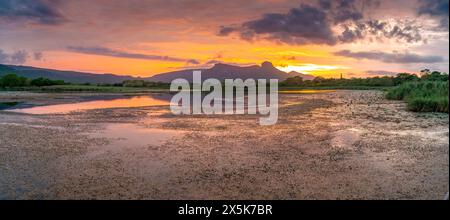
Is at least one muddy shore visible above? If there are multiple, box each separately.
[0,90,448,199]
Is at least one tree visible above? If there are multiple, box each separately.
[0,74,28,87]
[421,71,449,81]
[394,73,419,85]
[30,77,65,87]
[420,69,431,76]
[123,80,146,87]
[283,76,304,86]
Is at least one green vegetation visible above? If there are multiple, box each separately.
[386,81,449,113]
[0,74,169,92]
[30,77,65,87]
[280,73,420,88]
[0,74,28,87]
[122,80,170,88]
[280,85,390,91]
[385,70,448,113]
[0,74,66,88]
[282,70,449,113]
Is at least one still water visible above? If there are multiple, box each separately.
[3,90,332,115]
[5,95,170,114]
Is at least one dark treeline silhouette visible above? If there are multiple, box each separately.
[0,74,66,88]
[280,70,448,88]
[121,80,170,88]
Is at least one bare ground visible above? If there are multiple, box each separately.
[0,90,448,199]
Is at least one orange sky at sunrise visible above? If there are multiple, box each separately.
[1,0,448,78]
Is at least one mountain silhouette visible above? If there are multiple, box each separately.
[0,64,136,84]
[1,62,315,84]
[148,61,315,82]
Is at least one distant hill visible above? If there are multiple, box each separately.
[1,62,315,84]
[0,64,136,84]
[147,61,315,83]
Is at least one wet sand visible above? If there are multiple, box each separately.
[0,90,448,199]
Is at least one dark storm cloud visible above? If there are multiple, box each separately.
[329,0,364,24]
[218,0,424,45]
[418,0,449,30]
[221,3,338,45]
[339,20,423,43]
[334,50,445,63]
[318,0,332,9]
[0,0,66,25]
[0,49,29,64]
[222,0,370,45]
[67,46,200,64]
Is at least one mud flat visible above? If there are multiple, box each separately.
[0,90,448,199]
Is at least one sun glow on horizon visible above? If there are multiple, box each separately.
[276,64,350,75]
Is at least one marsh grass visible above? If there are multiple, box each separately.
[386,81,449,113]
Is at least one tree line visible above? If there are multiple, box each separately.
[280,70,449,87]
[0,74,65,88]
[2,70,448,89]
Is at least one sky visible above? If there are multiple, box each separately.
[0,0,449,78]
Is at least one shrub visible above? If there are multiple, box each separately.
[0,74,28,87]
[386,81,449,113]
[30,77,65,87]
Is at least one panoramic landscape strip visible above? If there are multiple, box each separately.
[0,0,448,206]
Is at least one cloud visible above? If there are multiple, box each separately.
[334,50,445,63]
[218,0,424,45]
[0,49,29,64]
[339,20,423,43]
[0,0,66,25]
[186,59,200,65]
[33,52,44,61]
[217,26,237,36]
[418,0,449,30]
[327,0,365,24]
[67,46,199,64]
[0,51,9,64]
[220,3,338,45]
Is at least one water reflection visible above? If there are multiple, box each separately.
[87,123,184,148]
[4,90,331,115]
[7,95,170,115]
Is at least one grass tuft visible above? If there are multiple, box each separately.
[386,81,449,113]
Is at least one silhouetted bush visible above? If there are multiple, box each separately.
[0,74,28,87]
[30,77,65,87]
[281,71,448,88]
[122,80,169,88]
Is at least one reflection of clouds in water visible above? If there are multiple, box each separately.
[6,95,171,115]
[86,123,185,148]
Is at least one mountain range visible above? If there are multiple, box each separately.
[0,64,135,84]
[150,62,315,82]
[0,61,314,84]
